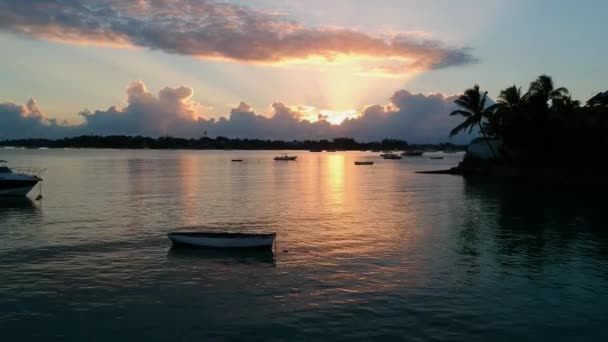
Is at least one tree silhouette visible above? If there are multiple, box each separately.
[449,85,498,159]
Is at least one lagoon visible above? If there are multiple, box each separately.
[1,149,607,341]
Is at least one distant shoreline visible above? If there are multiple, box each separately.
[0,135,466,152]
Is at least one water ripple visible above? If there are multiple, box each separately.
[1,150,608,341]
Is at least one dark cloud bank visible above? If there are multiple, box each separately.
[0,81,469,143]
[0,0,476,74]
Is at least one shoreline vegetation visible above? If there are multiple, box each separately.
[433,74,608,188]
[0,135,465,152]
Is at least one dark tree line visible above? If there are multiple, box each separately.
[0,135,465,152]
[450,75,608,168]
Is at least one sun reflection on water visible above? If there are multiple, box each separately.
[326,154,345,210]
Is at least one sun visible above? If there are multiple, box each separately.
[320,109,359,125]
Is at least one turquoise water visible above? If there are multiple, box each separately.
[1,149,607,341]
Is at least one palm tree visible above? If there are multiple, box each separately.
[524,74,569,109]
[489,85,523,137]
[449,85,498,159]
[551,93,580,113]
[498,85,523,108]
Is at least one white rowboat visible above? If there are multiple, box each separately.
[168,232,277,248]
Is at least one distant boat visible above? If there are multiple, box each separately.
[380,150,399,157]
[382,153,402,160]
[429,156,444,160]
[309,149,322,152]
[168,232,277,249]
[401,151,424,157]
[274,154,297,161]
[0,160,45,196]
[231,159,243,162]
[354,161,374,165]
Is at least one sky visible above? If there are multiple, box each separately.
[0,0,607,143]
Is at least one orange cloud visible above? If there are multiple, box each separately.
[0,0,477,76]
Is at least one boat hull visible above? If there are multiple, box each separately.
[0,179,39,196]
[168,232,276,249]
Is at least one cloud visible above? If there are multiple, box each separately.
[339,91,463,142]
[78,80,204,137]
[0,99,74,139]
[0,0,477,75]
[0,80,472,143]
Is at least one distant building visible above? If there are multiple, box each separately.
[587,90,608,107]
[467,138,502,161]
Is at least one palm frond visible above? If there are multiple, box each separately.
[479,91,488,112]
[449,110,472,117]
[449,119,473,137]
[454,99,472,110]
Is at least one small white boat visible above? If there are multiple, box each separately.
[168,232,277,249]
[274,154,297,161]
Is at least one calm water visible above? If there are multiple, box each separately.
[1,149,607,341]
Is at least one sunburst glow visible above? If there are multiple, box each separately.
[320,109,359,125]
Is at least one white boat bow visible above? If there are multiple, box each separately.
[0,161,45,196]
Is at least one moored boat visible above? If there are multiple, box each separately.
[231,159,243,162]
[382,153,402,160]
[401,151,424,156]
[429,156,444,160]
[354,161,374,165]
[0,160,45,197]
[168,232,277,249]
[274,154,297,161]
